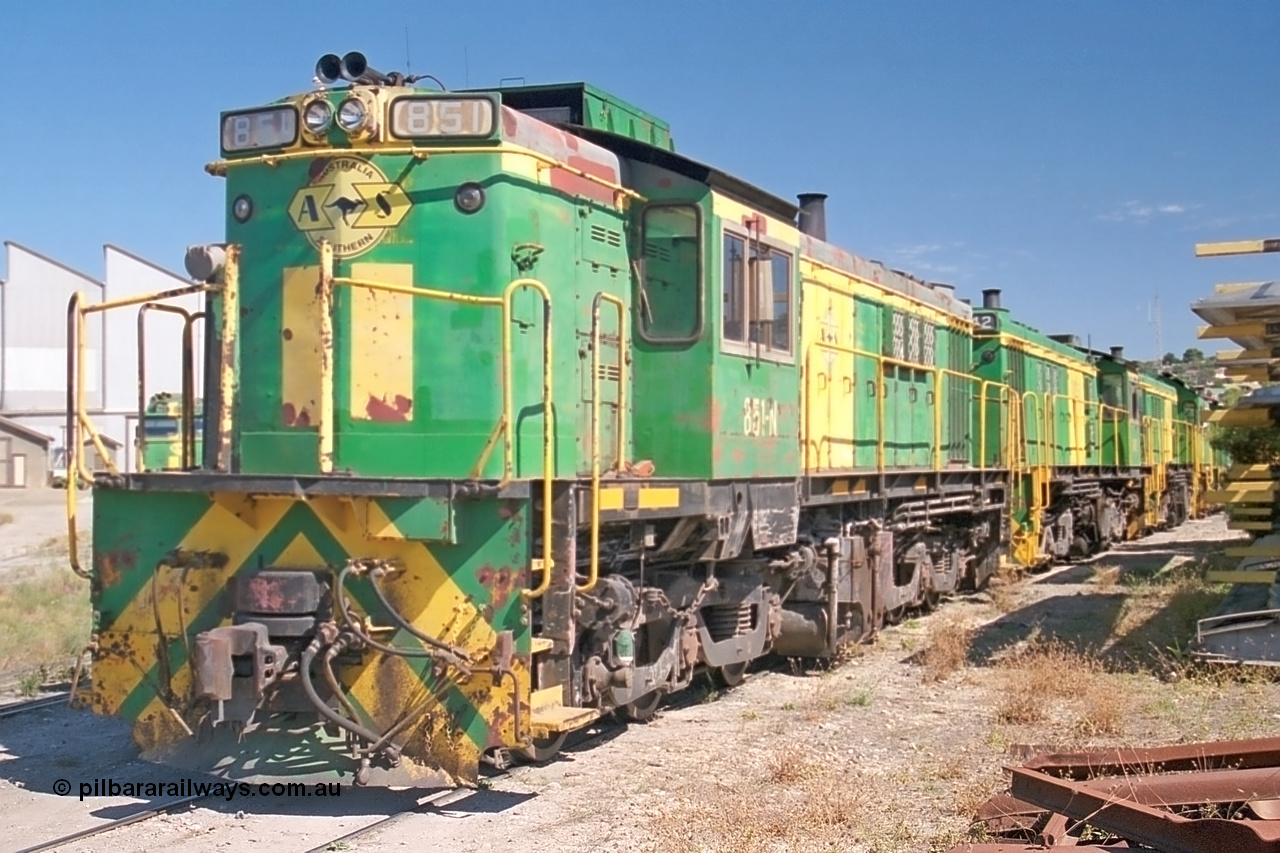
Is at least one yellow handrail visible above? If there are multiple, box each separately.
[503,279,555,599]
[207,146,645,207]
[215,247,239,472]
[136,303,203,471]
[581,292,628,594]
[65,280,218,579]
[319,243,335,473]
[324,257,557,597]
[978,379,1011,468]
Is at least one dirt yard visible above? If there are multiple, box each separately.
[3,514,1275,853]
[0,487,89,569]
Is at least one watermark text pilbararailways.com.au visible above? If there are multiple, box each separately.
[53,778,342,801]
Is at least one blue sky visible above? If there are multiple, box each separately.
[3,0,1278,359]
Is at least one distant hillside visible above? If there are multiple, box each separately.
[1136,348,1260,407]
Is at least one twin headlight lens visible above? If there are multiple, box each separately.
[303,100,333,133]
[337,98,369,132]
[302,98,370,136]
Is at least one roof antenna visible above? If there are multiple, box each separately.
[404,26,412,74]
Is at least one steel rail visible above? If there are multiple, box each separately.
[0,693,69,719]
[15,793,210,853]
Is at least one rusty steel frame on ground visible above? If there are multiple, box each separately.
[949,735,1280,853]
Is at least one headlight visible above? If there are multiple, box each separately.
[454,183,485,214]
[337,98,368,132]
[303,100,333,133]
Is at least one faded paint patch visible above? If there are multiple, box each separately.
[549,155,618,205]
[349,263,415,423]
[281,266,323,429]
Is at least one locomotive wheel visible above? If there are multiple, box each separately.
[622,690,664,723]
[515,732,567,764]
[715,662,749,688]
[921,590,941,612]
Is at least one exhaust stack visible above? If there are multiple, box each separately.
[1110,346,1125,359]
[982,289,1002,309]
[796,193,827,241]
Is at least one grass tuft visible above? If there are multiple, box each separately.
[0,566,91,674]
[1092,564,1121,591]
[647,746,868,852]
[921,617,973,682]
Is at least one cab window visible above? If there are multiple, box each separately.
[639,203,702,344]
[721,229,792,357]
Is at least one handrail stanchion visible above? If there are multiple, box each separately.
[581,292,626,594]
[318,242,335,474]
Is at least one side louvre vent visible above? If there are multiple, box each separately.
[590,224,622,247]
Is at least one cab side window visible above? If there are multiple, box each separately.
[721,229,792,357]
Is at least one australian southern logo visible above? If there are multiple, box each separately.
[288,156,411,258]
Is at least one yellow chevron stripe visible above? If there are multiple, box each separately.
[96,496,295,731]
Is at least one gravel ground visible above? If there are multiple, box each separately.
[0,488,89,572]
[2,514,1269,853]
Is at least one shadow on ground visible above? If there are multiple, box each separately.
[968,538,1237,670]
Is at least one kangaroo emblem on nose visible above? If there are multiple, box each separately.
[326,196,364,227]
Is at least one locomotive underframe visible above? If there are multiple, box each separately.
[94,462,1195,780]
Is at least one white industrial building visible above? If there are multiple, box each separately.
[0,241,204,482]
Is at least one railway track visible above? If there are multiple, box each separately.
[9,696,681,853]
[297,714,646,853]
[15,794,209,853]
[0,692,69,720]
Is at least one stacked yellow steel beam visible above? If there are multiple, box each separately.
[1191,239,1280,662]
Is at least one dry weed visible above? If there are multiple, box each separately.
[0,512,14,526]
[647,749,867,853]
[766,746,815,784]
[995,640,1104,725]
[951,777,1002,818]
[922,617,973,682]
[1092,564,1121,591]
[1075,681,1125,736]
[995,689,1047,725]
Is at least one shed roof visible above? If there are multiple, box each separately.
[0,416,54,449]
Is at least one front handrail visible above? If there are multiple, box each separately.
[137,303,205,471]
[581,292,627,594]
[206,146,645,208]
[65,280,219,579]
[323,250,557,598]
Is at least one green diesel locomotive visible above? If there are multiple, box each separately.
[64,53,1219,786]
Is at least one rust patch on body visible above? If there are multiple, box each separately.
[282,403,312,427]
[366,394,413,422]
[94,549,136,588]
[476,565,516,609]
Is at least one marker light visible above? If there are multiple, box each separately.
[337,98,368,133]
[454,183,485,214]
[232,195,254,223]
[303,100,333,133]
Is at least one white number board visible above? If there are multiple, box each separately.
[221,108,298,152]
[390,98,495,139]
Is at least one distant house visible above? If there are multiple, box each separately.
[84,433,123,473]
[0,416,53,488]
